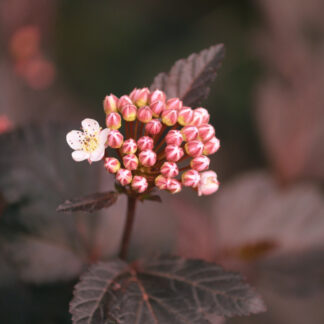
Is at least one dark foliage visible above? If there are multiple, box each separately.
[57,191,118,213]
[150,44,225,107]
[70,255,265,324]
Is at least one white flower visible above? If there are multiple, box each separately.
[66,118,109,163]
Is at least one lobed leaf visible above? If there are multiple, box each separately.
[70,255,265,324]
[57,191,118,213]
[150,44,225,107]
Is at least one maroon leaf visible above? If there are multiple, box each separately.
[150,44,225,107]
[70,255,265,324]
[57,191,118,213]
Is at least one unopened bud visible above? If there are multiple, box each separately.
[181,125,198,142]
[149,89,166,104]
[167,178,182,194]
[121,104,137,122]
[155,175,169,190]
[139,149,157,167]
[165,145,184,162]
[203,137,220,155]
[165,130,183,146]
[166,98,182,110]
[103,94,118,114]
[150,100,165,117]
[107,130,124,148]
[137,136,154,151]
[160,162,179,178]
[178,107,193,126]
[182,169,200,188]
[106,112,121,130]
[104,157,120,173]
[162,109,178,126]
[185,140,204,157]
[117,95,133,111]
[121,138,137,154]
[116,168,132,186]
[145,119,162,135]
[137,106,153,123]
[190,155,210,171]
[198,124,215,142]
[130,87,150,107]
[131,176,148,193]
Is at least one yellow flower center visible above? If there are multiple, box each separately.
[82,133,99,152]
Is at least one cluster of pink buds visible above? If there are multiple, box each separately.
[67,88,220,196]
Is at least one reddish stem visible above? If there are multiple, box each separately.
[134,120,139,140]
[119,196,137,260]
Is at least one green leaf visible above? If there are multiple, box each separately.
[70,255,265,324]
[150,44,225,107]
[57,191,118,213]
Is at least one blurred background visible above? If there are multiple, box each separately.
[0,0,324,323]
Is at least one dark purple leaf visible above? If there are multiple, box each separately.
[150,44,225,107]
[57,191,118,213]
[70,255,265,324]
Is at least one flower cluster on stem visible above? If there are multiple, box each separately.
[67,88,220,196]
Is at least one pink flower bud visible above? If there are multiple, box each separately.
[104,157,120,173]
[129,88,138,102]
[121,138,137,154]
[161,109,178,126]
[165,145,184,162]
[103,94,118,114]
[137,106,153,123]
[131,175,148,193]
[149,90,166,104]
[105,112,121,130]
[137,136,154,151]
[182,169,200,188]
[139,149,157,167]
[195,107,210,123]
[198,124,215,142]
[121,104,137,122]
[165,130,183,146]
[155,175,169,190]
[107,130,124,148]
[145,119,162,135]
[178,107,194,126]
[198,171,219,196]
[203,137,220,155]
[167,178,182,194]
[181,125,198,141]
[185,140,204,157]
[150,100,165,117]
[191,109,204,127]
[116,168,132,186]
[130,87,150,107]
[160,162,179,178]
[117,95,132,111]
[123,154,139,170]
[190,155,210,171]
[166,98,182,110]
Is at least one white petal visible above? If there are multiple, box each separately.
[66,131,85,150]
[99,128,110,148]
[72,150,89,162]
[81,118,100,135]
[89,145,105,162]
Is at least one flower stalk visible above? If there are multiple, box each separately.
[119,195,137,260]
